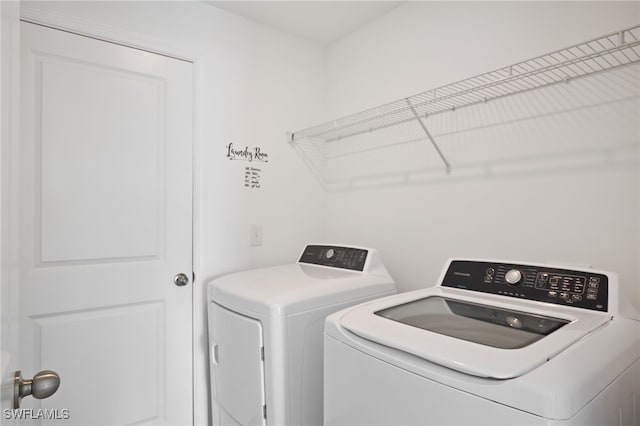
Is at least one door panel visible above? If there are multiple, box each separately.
[20,21,193,425]
[36,302,164,423]
[38,55,163,263]
[210,303,266,426]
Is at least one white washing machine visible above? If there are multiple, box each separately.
[207,244,396,426]
[324,259,640,425]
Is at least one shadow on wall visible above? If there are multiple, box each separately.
[292,63,640,192]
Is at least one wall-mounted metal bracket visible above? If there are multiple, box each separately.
[405,99,451,174]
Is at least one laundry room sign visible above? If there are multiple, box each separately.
[225,143,269,189]
[226,143,269,163]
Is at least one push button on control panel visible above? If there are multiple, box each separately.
[484,268,495,283]
[505,269,523,285]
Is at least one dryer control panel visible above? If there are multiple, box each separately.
[442,260,609,312]
[298,245,368,271]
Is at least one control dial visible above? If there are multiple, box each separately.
[325,248,335,259]
[505,269,523,286]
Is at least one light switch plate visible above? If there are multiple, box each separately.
[250,224,263,247]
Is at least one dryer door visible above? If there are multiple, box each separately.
[210,303,266,426]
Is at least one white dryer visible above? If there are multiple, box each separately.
[324,259,640,425]
[207,244,396,426]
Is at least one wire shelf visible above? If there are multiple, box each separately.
[290,25,640,144]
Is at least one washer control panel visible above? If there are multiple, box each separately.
[442,260,609,312]
[298,245,368,271]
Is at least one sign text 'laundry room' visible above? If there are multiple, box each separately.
[226,143,269,163]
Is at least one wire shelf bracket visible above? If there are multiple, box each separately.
[405,98,451,174]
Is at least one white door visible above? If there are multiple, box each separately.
[18,21,193,425]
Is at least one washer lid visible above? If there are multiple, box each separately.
[376,296,569,350]
[340,287,612,379]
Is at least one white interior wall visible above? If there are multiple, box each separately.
[324,2,640,312]
[19,1,327,424]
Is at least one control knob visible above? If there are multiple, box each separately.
[505,269,523,286]
[325,248,335,259]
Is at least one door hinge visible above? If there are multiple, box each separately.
[260,346,265,361]
[263,404,267,419]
